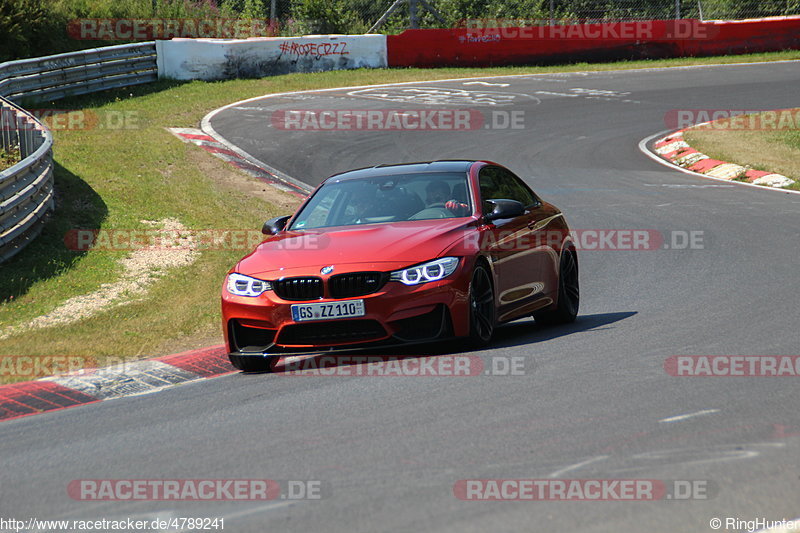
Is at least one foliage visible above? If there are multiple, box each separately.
[0,0,65,62]
[0,145,21,171]
[1,0,799,61]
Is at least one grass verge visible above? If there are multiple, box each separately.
[683,108,800,191]
[0,146,21,171]
[1,50,799,383]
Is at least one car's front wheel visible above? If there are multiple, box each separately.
[534,248,579,325]
[468,262,496,347]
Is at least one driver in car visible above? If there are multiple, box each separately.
[425,181,469,216]
[346,185,379,225]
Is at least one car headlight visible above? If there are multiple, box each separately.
[226,273,272,297]
[390,257,460,286]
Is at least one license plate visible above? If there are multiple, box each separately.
[291,300,365,322]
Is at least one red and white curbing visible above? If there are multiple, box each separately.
[167,127,310,198]
[654,128,796,188]
[0,128,315,423]
[0,345,233,422]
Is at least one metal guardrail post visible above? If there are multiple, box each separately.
[0,42,158,263]
[0,96,54,263]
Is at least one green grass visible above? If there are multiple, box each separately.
[1,50,800,382]
[0,146,21,171]
[684,108,800,191]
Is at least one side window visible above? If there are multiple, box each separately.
[291,186,343,229]
[478,167,501,204]
[478,166,539,207]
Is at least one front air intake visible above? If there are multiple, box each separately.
[272,277,323,301]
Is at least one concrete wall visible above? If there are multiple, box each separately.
[157,35,387,80]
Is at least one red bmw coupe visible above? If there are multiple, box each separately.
[221,160,578,371]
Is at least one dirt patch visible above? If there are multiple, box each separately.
[0,218,198,340]
[186,147,303,213]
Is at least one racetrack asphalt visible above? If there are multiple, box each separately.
[2,61,799,532]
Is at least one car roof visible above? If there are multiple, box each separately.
[326,161,478,183]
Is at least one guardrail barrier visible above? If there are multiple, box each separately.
[0,42,156,263]
[0,98,54,263]
[0,42,157,103]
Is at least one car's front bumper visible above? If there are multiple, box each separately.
[221,267,472,356]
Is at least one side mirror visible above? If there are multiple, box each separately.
[484,199,525,222]
[262,215,291,235]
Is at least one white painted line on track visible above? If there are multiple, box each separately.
[463,81,509,87]
[547,455,609,478]
[203,59,800,193]
[659,409,720,423]
[221,500,299,519]
[535,90,579,97]
[606,445,764,474]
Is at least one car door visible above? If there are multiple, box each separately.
[478,165,558,322]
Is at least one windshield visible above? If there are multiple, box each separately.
[289,172,473,230]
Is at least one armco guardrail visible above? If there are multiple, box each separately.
[0,42,157,102]
[0,42,157,263]
[0,97,54,263]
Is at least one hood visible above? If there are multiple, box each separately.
[236,218,474,277]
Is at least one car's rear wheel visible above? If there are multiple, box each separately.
[229,354,280,373]
[534,248,579,325]
[468,262,495,347]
